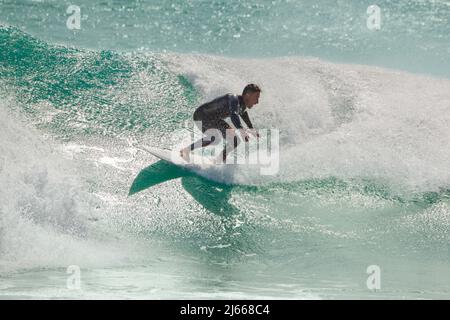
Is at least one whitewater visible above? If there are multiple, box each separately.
[1,0,450,299]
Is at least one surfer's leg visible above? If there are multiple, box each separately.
[189,120,220,150]
[217,121,239,163]
[181,119,219,161]
[220,136,240,163]
[182,135,214,161]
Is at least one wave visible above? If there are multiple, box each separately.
[166,54,450,193]
[0,25,197,139]
[2,26,450,195]
[0,100,142,273]
[1,5,450,298]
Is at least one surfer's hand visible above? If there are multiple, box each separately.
[248,129,260,139]
[239,129,250,142]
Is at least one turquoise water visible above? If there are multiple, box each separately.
[2,0,450,77]
[1,0,450,299]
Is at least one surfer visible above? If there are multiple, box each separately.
[180,84,261,163]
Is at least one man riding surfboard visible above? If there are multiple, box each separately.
[180,84,261,163]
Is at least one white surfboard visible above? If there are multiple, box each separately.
[140,146,215,169]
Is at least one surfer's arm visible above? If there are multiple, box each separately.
[228,95,243,129]
[240,111,253,129]
[241,111,260,138]
[228,95,252,141]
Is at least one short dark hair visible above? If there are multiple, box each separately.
[242,84,261,95]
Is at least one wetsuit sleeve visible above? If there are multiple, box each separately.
[240,111,253,129]
[228,95,243,129]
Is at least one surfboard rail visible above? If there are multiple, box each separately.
[140,146,215,168]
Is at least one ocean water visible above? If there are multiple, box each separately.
[1,0,450,299]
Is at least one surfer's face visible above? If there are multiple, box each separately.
[245,92,260,108]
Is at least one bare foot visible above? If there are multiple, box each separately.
[180,147,190,162]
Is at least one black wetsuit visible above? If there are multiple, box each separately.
[190,94,254,154]
[193,93,253,135]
